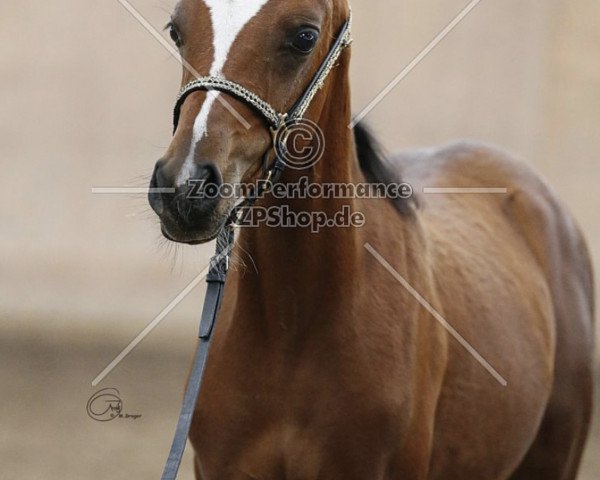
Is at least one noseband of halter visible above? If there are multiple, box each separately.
[172,12,352,136]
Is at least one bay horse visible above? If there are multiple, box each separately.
[148,0,595,478]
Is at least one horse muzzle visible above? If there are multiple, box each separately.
[148,160,226,244]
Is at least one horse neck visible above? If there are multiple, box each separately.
[233,55,369,328]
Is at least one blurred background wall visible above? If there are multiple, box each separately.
[1,0,598,478]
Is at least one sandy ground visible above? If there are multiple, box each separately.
[1,322,598,480]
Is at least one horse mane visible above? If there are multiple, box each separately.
[353,122,415,216]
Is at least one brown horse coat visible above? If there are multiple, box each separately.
[189,139,594,479]
[149,1,595,478]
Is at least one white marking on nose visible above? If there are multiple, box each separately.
[176,0,270,187]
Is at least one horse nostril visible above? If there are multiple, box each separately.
[186,164,222,201]
[198,164,221,186]
[149,160,171,215]
[154,160,171,189]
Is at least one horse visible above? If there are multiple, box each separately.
[148,0,595,478]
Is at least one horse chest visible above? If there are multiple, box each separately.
[190,342,409,480]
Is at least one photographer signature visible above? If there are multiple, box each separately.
[86,388,142,422]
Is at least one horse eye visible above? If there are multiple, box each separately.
[167,23,182,47]
[291,28,319,54]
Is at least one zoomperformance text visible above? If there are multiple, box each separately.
[187,176,413,201]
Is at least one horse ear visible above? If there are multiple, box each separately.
[353,122,416,215]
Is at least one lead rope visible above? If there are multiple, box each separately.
[160,225,232,480]
[160,148,284,480]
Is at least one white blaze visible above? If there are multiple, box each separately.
[177,0,270,186]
